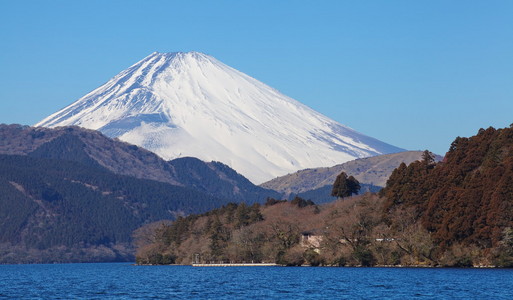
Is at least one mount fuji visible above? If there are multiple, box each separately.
[36,52,404,184]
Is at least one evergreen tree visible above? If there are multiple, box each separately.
[235,203,247,227]
[331,172,361,198]
[347,176,361,196]
[421,150,435,166]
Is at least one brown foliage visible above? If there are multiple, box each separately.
[382,126,513,250]
[137,125,513,267]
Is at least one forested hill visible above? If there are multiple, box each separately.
[0,124,280,204]
[167,157,280,203]
[0,154,228,263]
[137,126,513,268]
[0,124,179,184]
[382,126,513,250]
[0,124,281,263]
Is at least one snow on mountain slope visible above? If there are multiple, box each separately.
[36,52,404,184]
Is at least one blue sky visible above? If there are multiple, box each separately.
[1,0,512,155]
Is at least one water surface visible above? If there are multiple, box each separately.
[0,263,512,299]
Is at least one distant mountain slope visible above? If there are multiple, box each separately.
[0,154,227,263]
[0,124,179,185]
[261,151,443,196]
[293,183,383,204]
[35,51,404,183]
[0,124,278,203]
[168,157,280,204]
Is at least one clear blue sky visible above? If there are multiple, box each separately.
[1,0,512,155]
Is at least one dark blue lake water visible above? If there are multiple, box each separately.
[0,263,512,299]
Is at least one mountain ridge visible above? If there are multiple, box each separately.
[0,124,279,204]
[260,151,443,196]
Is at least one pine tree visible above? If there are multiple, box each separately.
[421,150,435,166]
[331,172,361,198]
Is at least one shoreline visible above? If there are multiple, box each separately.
[192,263,278,267]
[135,262,503,268]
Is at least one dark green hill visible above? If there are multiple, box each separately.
[168,157,281,203]
[0,154,228,264]
[28,131,104,168]
[0,124,278,203]
[0,124,281,263]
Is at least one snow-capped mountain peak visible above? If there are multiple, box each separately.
[36,51,404,184]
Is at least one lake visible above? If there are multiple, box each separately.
[0,263,512,299]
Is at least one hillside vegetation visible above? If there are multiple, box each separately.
[0,154,229,263]
[136,193,454,267]
[0,124,279,204]
[137,126,513,267]
[382,126,513,256]
[0,124,281,263]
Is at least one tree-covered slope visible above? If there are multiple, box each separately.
[136,126,513,268]
[0,124,278,204]
[382,126,513,249]
[0,154,228,263]
[168,157,281,204]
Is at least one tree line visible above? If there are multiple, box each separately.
[135,126,513,267]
